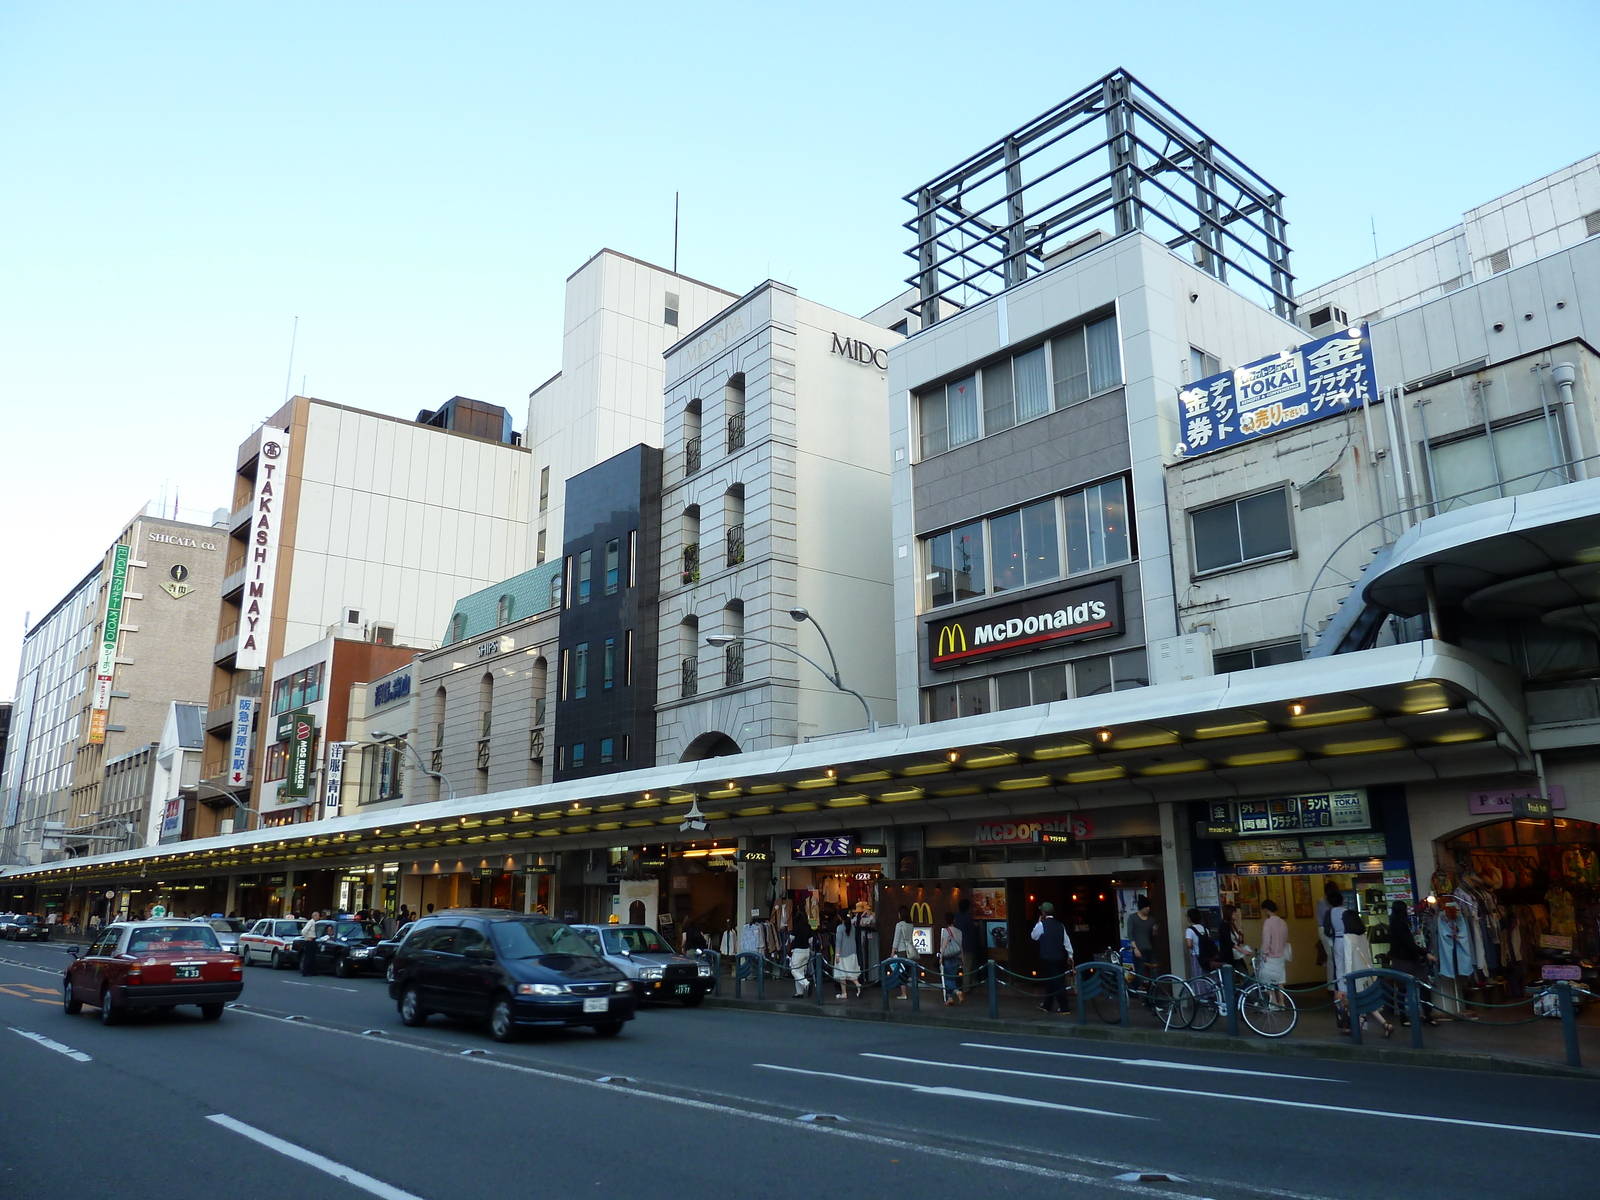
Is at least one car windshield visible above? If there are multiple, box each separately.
[16,915,37,926]
[336,922,378,941]
[127,926,221,953]
[604,927,673,955]
[206,919,246,933]
[490,920,600,961]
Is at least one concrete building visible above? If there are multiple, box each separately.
[656,280,900,763]
[526,250,736,570]
[148,702,206,848]
[2,510,225,866]
[203,394,530,834]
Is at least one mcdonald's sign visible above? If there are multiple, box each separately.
[926,578,1122,669]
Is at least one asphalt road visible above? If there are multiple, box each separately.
[1,940,1596,1200]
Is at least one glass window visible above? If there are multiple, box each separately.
[571,742,585,769]
[1074,655,1113,698]
[627,530,638,587]
[454,925,489,956]
[624,629,634,686]
[1065,478,1130,575]
[1110,648,1149,690]
[926,682,958,722]
[605,540,620,595]
[1215,640,1303,673]
[1191,487,1291,573]
[560,647,571,700]
[577,550,592,604]
[982,360,1014,435]
[1030,663,1068,704]
[600,737,614,764]
[603,638,615,690]
[952,522,985,600]
[947,375,979,447]
[574,643,588,699]
[1432,418,1563,514]
[1051,326,1089,408]
[995,670,1032,711]
[127,926,220,952]
[1021,499,1060,586]
[1013,345,1050,422]
[990,510,1024,593]
[1086,315,1121,393]
[919,389,948,459]
[1190,347,1220,382]
[498,595,514,625]
[926,531,954,609]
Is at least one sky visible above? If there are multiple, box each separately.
[2,1,1598,697]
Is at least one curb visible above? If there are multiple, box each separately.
[700,993,1598,1081]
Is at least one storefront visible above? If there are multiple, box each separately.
[776,833,888,976]
[1190,786,1415,986]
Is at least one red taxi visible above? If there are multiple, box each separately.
[64,920,244,1024]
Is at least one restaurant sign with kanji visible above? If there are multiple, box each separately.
[1174,324,1374,458]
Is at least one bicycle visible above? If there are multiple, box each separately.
[1187,966,1298,1037]
[1091,950,1194,1030]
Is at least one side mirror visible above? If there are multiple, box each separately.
[68,945,80,958]
[464,945,493,961]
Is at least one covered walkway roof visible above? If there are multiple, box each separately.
[4,642,1529,890]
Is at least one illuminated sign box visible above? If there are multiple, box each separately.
[926,578,1122,670]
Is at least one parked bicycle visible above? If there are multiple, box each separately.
[1188,967,1298,1037]
[1092,950,1194,1030]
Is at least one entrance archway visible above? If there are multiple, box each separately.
[680,732,740,762]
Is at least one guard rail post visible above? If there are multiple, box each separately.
[1558,981,1580,1068]
[813,952,825,1006]
[987,959,998,1020]
[1223,966,1239,1038]
[1074,963,1091,1026]
[1405,975,1423,1050]
[910,960,921,1013]
[1117,966,1130,1028]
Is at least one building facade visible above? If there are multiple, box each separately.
[656,280,899,762]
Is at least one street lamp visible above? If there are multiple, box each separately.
[707,605,876,732]
[196,782,268,834]
[370,730,457,802]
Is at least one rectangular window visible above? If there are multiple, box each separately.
[605,539,620,595]
[1051,314,1119,408]
[1191,487,1292,574]
[577,550,591,604]
[1013,345,1050,422]
[1431,417,1564,514]
[556,745,565,771]
[925,678,991,722]
[1086,314,1122,393]
[574,642,589,699]
[624,629,634,685]
[989,509,1023,593]
[621,733,631,761]
[1074,654,1112,698]
[560,647,571,700]
[946,374,979,447]
[920,387,948,459]
[1110,648,1149,690]
[1189,347,1220,383]
[572,742,586,769]
[1020,498,1060,586]
[995,670,1031,711]
[273,664,324,714]
[627,530,638,587]
[924,521,986,609]
[1214,640,1303,673]
[982,360,1014,435]
[1065,478,1130,574]
[562,556,573,609]
[1030,662,1069,704]
[603,638,615,690]
[664,291,680,326]
[538,467,550,512]
[535,529,546,565]
[600,737,614,765]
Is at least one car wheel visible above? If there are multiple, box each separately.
[592,1020,624,1038]
[99,987,123,1026]
[399,986,429,1027]
[681,992,704,1008]
[63,981,82,1015]
[201,1004,224,1021]
[489,996,519,1043]
[334,957,354,979]
[270,949,283,970]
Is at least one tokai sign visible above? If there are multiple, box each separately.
[927,578,1122,669]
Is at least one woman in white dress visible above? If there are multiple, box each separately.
[833,912,863,999]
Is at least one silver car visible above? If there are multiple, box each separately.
[571,924,712,1007]
[192,916,246,956]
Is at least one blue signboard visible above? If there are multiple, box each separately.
[792,835,854,860]
[1175,324,1374,458]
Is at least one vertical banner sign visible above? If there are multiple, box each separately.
[235,428,291,671]
[228,696,255,788]
[323,741,346,817]
[281,709,316,799]
[89,543,132,744]
[1174,325,1374,458]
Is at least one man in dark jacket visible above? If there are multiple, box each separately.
[1031,902,1074,1013]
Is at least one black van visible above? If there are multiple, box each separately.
[387,909,634,1041]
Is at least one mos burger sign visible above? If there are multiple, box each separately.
[927,578,1122,669]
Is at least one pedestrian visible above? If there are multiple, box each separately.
[1219,903,1252,976]
[789,909,815,997]
[1125,895,1159,977]
[1315,881,1341,993]
[834,912,863,1000]
[300,910,322,976]
[1031,902,1073,1014]
[952,897,979,995]
[1257,899,1290,988]
[425,903,435,915]
[1384,900,1438,1026]
[1183,908,1218,979]
[1321,887,1350,1031]
[1338,909,1392,1037]
[681,919,708,955]
[889,905,915,1000]
[939,912,965,1006]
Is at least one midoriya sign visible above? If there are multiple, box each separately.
[926,578,1121,669]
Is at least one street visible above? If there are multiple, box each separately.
[1,942,1595,1200]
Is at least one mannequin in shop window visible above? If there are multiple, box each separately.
[1434,897,1479,1019]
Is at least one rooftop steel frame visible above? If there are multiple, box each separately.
[905,68,1295,326]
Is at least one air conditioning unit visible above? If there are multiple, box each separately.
[371,625,395,646]
[1304,304,1349,335]
[345,608,365,627]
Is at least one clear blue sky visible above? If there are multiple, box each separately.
[3,1,1597,696]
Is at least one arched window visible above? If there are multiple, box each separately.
[448,612,466,644]
[497,594,514,625]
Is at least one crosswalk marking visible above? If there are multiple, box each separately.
[754,1062,1150,1120]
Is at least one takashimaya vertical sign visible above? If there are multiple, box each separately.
[1174,325,1374,458]
[89,543,132,744]
[235,428,291,671]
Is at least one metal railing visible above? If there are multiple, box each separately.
[725,523,744,567]
[476,740,490,770]
[727,412,745,453]
[681,543,699,586]
[723,641,744,688]
[216,620,240,644]
[684,435,701,476]
[528,730,544,762]
[680,656,698,699]
[208,670,263,713]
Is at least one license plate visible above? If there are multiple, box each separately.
[176,965,200,979]
[582,997,609,1013]
[675,984,691,995]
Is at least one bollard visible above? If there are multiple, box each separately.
[987,959,998,1020]
[1558,981,1581,1068]
[1223,966,1238,1038]
[813,952,825,1006]
[1347,972,1361,1046]
[1118,967,1130,1028]
[1406,977,1423,1050]
[1075,964,1090,1026]
[910,962,921,1013]
[882,960,893,1013]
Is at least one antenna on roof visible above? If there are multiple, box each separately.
[673,192,679,274]
[283,316,299,404]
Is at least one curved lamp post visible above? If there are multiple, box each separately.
[707,605,876,733]
[370,730,457,802]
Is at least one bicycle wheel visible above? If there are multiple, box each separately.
[1239,983,1297,1037]
[1092,987,1123,1023]
[1149,975,1195,1030]
[1188,976,1220,1031]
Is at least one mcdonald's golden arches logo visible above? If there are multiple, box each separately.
[935,624,967,657]
[909,902,933,924]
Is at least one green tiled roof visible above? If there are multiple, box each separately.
[442,560,562,644]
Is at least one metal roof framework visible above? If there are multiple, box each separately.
[904,68,1295,327]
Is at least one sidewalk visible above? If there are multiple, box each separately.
[705,968,1600,1079]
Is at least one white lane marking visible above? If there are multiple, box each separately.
[9,1027,92,1062]
[755,1061,1149,1120]
[224,1008,1195,1195]
[862,1053,1600,1142]
[962,1042,1342,1082]
[280,980,359,993]
[206,1114,423,1200]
